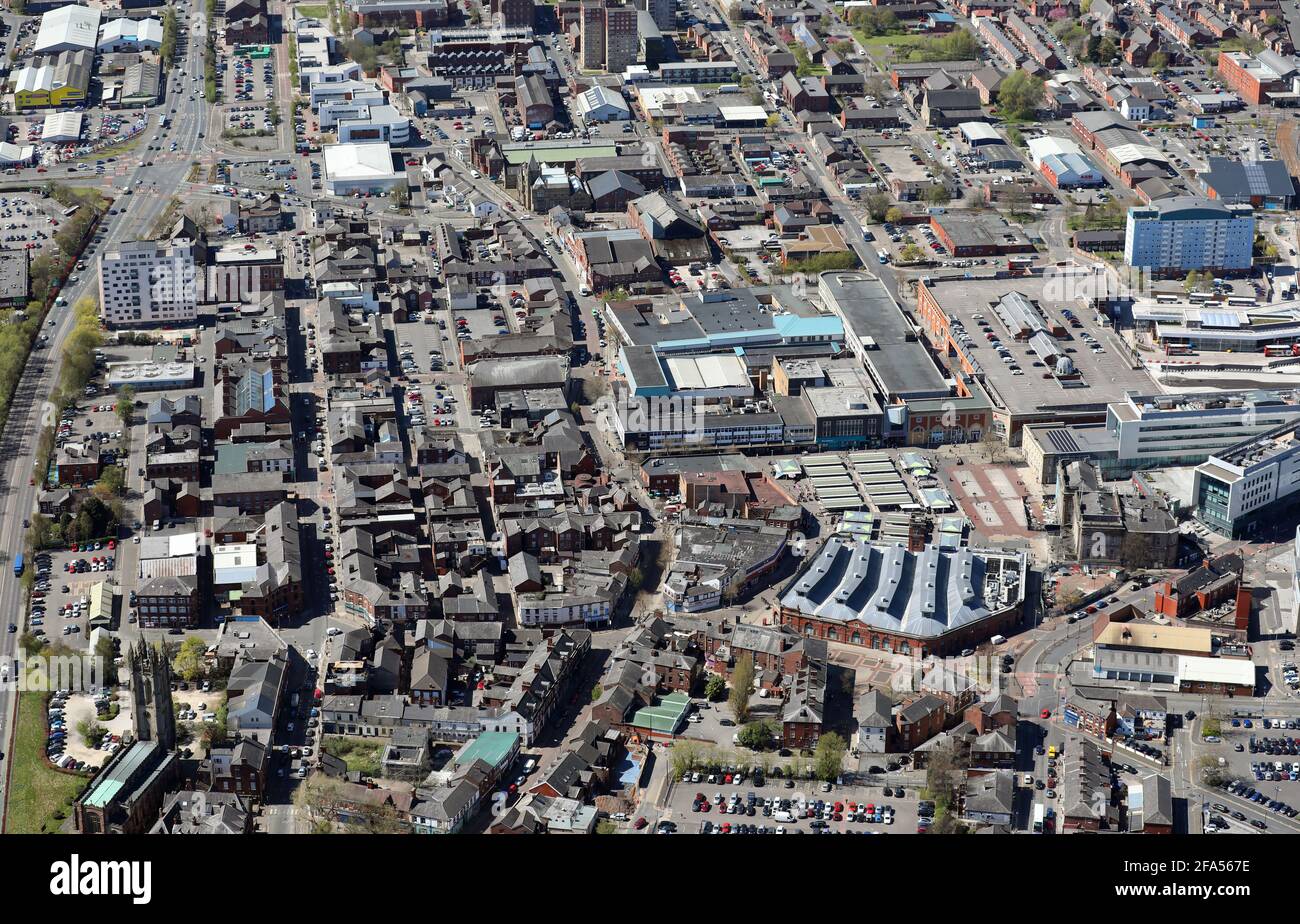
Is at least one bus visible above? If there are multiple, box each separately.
[1032,803,1045,833]
[1265,344,1299,357]
[60,205,79,217]
[13,552,23,578]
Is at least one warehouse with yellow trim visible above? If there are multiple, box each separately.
[12,50,91,109]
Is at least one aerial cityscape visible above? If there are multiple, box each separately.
[0,0,1296,847]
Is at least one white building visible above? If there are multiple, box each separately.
[41,111,83,143]
[466,193,499,220]
[322,141,405,195]
[97,16,163,52]
[1192,420,1300,538]
[98,238,200,329]
[317,93,386,128]
[0,142,35,165]
[1124,196,1255,274]
[34,4,102,53]
[1107,390,1300,467]
[576,85,631,123]
[1026,135,1085,168]
[335,103,410,144]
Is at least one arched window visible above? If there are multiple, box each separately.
[851,632,861,645]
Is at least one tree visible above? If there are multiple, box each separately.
[849,7,901,36]
[729,654,755,724]
[765,113,781,129]
[294,774,345,834]
[1003,183,1030,218]
[738,720,778,750]
[865,191,892,222]
[590,683,603,703]
[898,242,924,263]
[916,28,980,62]
[793,44,816,78]
[345,38,378,74]
[93,465,125,500]
[1148,51,1168,74]
[1084,33,1101,63]
[704,674,727,702]
[389,185,410,209]
[924,739,969,831]
[160,7,178,66]
[172,636,208,682]
[998,70,1045,121]
[884,206,904,224]
[924,185,951,207]
[1184,270,1203,293]
[116,385,136,423]
[813,732,847,781]
[77,718,107,748]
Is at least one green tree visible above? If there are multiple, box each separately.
[27,513,55,552]
[884,206,904,224]
[172,636,208,682]
[813,731,848,781]
[924,185,951,206]
[77,718,107,748]
[1148,51,1168,73]
[729,654,755,724]
[738,720,778,750]
[704,674,727,702]
[997,70,1045,120]
[160,8,178,66]
[346,38,379,74]
[93,465,124,499]
[865,191,892,222]
[793,44,816,77]
[116,385,136,423]
[849,7,901,36]
[916,28,980,62]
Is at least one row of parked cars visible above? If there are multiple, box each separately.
[1250,736,1300,755]
[1252,760,1300,782]
[1222,779,1295,823]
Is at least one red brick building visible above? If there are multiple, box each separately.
[1217,51,1284,105]
[1153,553,1250,628]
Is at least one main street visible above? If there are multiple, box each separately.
[0,5,212,828]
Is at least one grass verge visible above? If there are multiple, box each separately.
[5,693,88,834]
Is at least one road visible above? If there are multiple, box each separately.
[0,4,212,828]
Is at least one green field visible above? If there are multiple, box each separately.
[5,693,89,834]
[322,735,384,776]
[295,3,331,16]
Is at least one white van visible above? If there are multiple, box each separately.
[990,634,1007,645]
[773,810,795,823]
